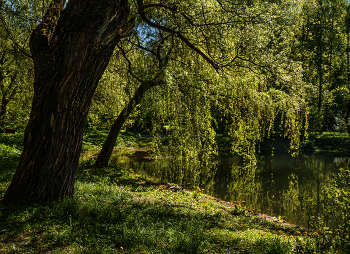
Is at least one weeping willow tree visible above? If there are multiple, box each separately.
[212,0,308,162]
[0,0,309,205]
[152,1,307,160]
[91,0,308,170]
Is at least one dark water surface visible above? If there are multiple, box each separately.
[116,152,350,227]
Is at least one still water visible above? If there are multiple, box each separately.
[116,152,350,227]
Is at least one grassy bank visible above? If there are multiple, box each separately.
[0,131,349,253]
[300,132,350,155]
[0,163,347,253]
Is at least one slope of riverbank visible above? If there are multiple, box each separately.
[0,157,346,253]
[1,131,349,253]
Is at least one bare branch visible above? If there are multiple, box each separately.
[117,43,138,81]
[131,38,157,56]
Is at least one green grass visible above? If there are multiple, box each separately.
[301,132,350,154]
[0,131,348,253]
[0,156,347,253]
[81,129,152,153]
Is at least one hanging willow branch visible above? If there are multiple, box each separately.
[0,14,32,58]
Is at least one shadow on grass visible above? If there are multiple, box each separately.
[1,185,234,253]
[0,153,338,253]
[0,162,299,253]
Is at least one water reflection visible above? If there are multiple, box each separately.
[115,152,350,227]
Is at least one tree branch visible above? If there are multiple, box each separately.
[0,14,32,58]
[117,43,138,81]
[30,0,66,57]
[143,4,177,12]
[137,0,220,70]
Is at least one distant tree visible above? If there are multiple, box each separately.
[292,0,349,132]
[0,0,34,129]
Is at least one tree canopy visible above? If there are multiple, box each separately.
[0,0,349,203]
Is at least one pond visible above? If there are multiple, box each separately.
[115,151,350,228]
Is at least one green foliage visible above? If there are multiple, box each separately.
[82,130,138,152]
[301,132,350,153]
[291,0,350,132]
[0,143,19,198]
[306,167,350,251]
[82,130,108,152]
[0,1,35,128]
[86,0,309,164]
[0,162,332,253]
[0,144,19,179]
[0,133,23,181]
[0,132,24,150]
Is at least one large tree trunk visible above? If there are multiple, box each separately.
[95,81,158,167]
[2,0,134,204]
[317,24,324,134]
[345,100,350,134]
[346,5,350,134]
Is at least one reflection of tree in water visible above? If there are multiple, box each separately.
[223,154,346,227]
[155,154,218,191]
[118,152,349,228]
[118,151,218,191]
[306,157,350,231]
[226,158,259,206]
[282,174,301,218]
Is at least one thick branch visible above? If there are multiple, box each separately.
[137,0,219,70]
[345,100,350,134]
[29,0,66,76]
[143,4,177,12]
[30,0,66,47]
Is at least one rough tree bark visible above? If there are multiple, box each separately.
[2,0,134,204]
[345,100,350,134]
